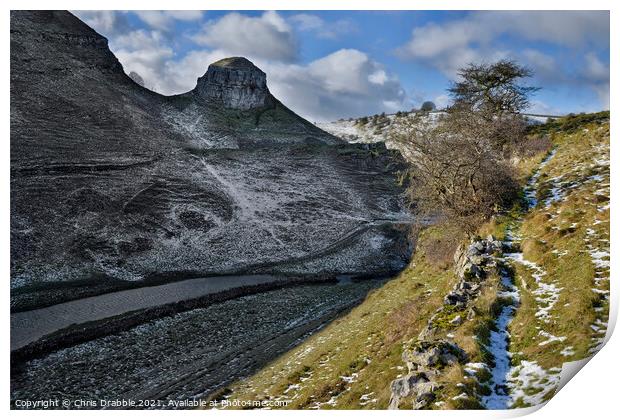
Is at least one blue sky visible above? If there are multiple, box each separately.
[74,10,610,122]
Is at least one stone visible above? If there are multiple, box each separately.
[470,255,485,265]
[459,281,472,290]
[470,241,486,254]
[390,372,430,398]
[444,292,467,306]
[466,307,477,320]
[388,373,438,410]
[403,340,468,370]
[128,71,145,87]
[491,240,504,251]
[194,57,274,110]
[412,382,438,409]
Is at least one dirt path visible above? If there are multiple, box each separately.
[10,274,279,351]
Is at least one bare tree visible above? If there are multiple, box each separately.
[393,60,537,235]
[448,60,539,118]
[394,113,518,234]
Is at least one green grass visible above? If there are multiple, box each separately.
[509,120,610,368]
[527,111,609,136]
[212,221,511,409]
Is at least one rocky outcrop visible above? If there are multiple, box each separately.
[10,11,411,311]
[390,372,437,410]
[440,236,503,309]
[453,236,503,280]
[128,71,145,87]
[194,57,274,110]
[415,236,502,342]
[389,340,468,409]
[388,236,502,409]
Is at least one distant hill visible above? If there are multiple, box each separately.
[317,110,566,150]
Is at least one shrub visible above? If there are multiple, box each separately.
[421,101,436,112]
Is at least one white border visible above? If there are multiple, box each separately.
[2,1,617,419]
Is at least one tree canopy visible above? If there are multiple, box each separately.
[448,60,539,117]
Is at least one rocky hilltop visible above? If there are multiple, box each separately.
[195,57,274,110]
[10,11,411,311]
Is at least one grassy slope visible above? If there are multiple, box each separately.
[475,112,610,407]
[210,112,610,410]
[505,116,610,402]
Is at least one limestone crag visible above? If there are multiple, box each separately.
[128,71,145,87]
[194,57,274,110]
[389,340,468,409]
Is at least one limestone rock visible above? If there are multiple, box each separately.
[128,71,145,87]
[453,236,502,280]
[388,372,438,409]
[194,57,274,110]
[403,340,468,371]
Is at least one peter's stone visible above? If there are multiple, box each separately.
[194,57,274,110]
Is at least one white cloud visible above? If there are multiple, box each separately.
[582,53,610,109]
[289,14,323,31]
[591,85,610,110]
[369,70,388,85]
[396,16,510,78]
[191,11,298,62]
[527,100,562,116]
[289,13,357,39]
[111,30,174,92]
[74,10,204,35]
[166,11,204,21]
[484,11,609,48]
[263,49,408,121]
[72,10,128,34]
[398,20,489,61]
[433,94,451,110]
[399,11,608,64]
[521,49,557,80]
[308,49,378,94]
[583,53,610,82]
[397,11,609,109]
[134,10,203,32]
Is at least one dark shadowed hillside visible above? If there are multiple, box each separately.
[10,10,411,312]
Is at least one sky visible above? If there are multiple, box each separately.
[73,10,610,123]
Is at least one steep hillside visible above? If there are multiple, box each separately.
[10,11,410,312]
[214,112,610,410]
[317,112,426,149]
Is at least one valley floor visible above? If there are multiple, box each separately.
[11,279,387,408]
